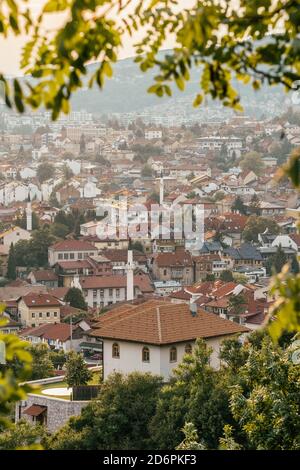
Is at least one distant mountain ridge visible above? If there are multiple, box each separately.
[69,50,286,115]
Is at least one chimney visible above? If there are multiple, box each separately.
[189,301,197,317]
[126,250,134,301]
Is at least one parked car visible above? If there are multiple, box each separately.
[90,353,102,361]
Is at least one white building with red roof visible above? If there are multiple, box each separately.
[48,239,98,266]
[17,293,62,327]
[89,299,248,381]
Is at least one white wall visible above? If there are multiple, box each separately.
[103,336,233,381]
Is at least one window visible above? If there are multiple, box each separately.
[100,289,104,296]
[93,290,97,298]
[64,253,69,260]
[54,312,57,317]
[32,312,35,318]
[39,312,42,318]
[185,343,192,355]
[46,312,50,317]
[78,253,83,259]
[109,288,113,296]
[169,346,177,363]
[112,343,120,358]
[116,288,120,297]
[142,347,150,363]
[58,253,63,260]
[70,253,75,260]
[163,269,167,275]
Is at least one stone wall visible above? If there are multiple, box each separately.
[16,394,88,433]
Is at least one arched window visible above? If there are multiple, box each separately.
[169,346,177,363]
[112,343,120,358]
[142,347,150,363]
[185,343,192,355]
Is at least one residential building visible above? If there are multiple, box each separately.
[89,300,249,381]
[17,293,62,327]
[48,240,98,266]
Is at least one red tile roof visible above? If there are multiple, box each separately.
[29,270,58,282]
[20,322,74,342]
[20,293,62,308]
[90,300,249,345]
[48,287,70,300]
[50,240,97,251]
[154,251,193,267]
[80,274,153,293]
[56,260,92,269]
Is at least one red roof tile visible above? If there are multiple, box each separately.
[50,240,97,251]
[20,293,61,308]
[90,300,249,345]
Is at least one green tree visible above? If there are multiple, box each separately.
[50,222,70,239]
[29,226,56,267]
[240,151,265,176]
[37,162,55,183]
[227,293,247,318]
[242,215,280,243]
[249,193,260,216]
[291,255,300,274]
[64,287,87,311]
[266,245,288,275]
[7,243,16,280]
[129,241,144,253]
[220,270,234,282]
[150,339,231,450]
[220,336,300,450]
[62,164,74,180]
[28,344,55,380]
[176,423,206,451]
[141,164,153,178]
[0,420,46,450]
[231,196,247,215]
[0,313,33,429]
[15,211,39,230]
[65,351,92,388]
[48,350,67,370]
[47,372,163,450]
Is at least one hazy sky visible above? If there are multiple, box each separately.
[0,0,197,75]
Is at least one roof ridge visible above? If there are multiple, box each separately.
[156,306,162,342]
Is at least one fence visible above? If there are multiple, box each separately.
[72,385,101,401]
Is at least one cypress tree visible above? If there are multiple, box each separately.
[7,243,17,280]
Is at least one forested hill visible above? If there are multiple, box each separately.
[70,51,286,115]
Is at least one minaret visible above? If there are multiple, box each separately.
[159,169,164,206]
[126,250,134,301]
[26,193,32,232]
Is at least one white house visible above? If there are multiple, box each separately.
[20,167,37,180]
[272,234,300,253]
[0,226,31,246]
[89,300,249,381]
[80,273,153,308]
[145,129,163,140]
